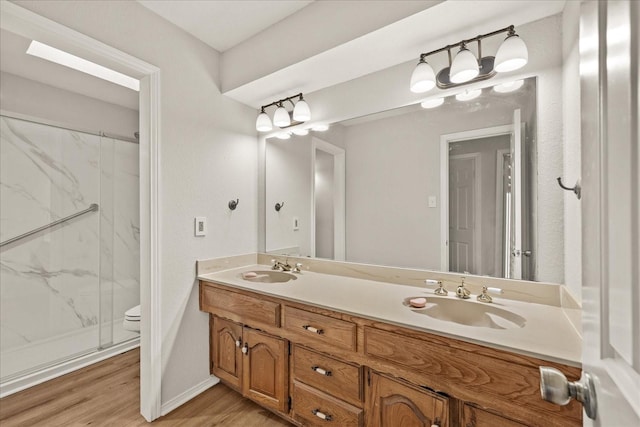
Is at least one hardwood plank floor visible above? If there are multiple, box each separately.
[0,348,293,426]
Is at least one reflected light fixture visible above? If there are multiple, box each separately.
[455,88,482,101]
[494,79,524,93]
[311,124,329,132]
[276,132,291,140]
[409,25,528,93]
[420,97,445,109]
[26,40,139,91]
[292,128,309,136]
[256,93,311,132]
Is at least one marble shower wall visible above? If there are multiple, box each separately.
[0,115,139,362]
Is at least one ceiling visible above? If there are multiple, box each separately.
[0,1,566,116]
[137,0,314,52]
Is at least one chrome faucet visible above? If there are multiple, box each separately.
[271,258,303,273]
[456,277,471,299]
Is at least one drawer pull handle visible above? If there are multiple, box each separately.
[311,409,332,421]
[302,325,324,335]
[311,366,332,376]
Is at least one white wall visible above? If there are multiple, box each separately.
[344,100,525,271]
[0,71,138,138]
[561,1,582,303]
[12,0,258,408]
[265,136,312,256]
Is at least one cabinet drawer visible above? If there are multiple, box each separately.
[201,285,280,327]
[284,306,356,351]
[364,327,582,426]
[292,345,362,406]
[292,380,363,427]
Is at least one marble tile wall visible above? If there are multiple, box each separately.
[0,116,139,378]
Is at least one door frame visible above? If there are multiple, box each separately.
[0,2,162,421]
[440,124,513,271]
[310,137,346,261]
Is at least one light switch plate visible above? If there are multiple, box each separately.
[195,217,207,236]
[293,216,299,231]
[428,196,437,208]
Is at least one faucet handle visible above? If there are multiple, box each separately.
[424,279,448,296]
[292,263,303,273]
[477,286,504,303]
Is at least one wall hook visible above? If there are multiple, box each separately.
[228,199,239,210]
[557,177,581,200]
[275,202,285,212]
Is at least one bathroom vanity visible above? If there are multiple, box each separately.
[198,256,582,427]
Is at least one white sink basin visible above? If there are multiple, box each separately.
[241,270,297,283]
[405,296,526,330]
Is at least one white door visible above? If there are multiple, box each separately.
[449,155,478,274]
[564,1,640,425]
[509,109,523,279]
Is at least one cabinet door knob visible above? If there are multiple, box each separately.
[302,325,324,335]
[311,409,333,421]
[241,343,248,355]
[235,339,242,348]
[311,366,332,376]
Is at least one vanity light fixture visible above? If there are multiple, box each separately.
[409,25,528,93]
[420,97,445,109]
[493,79,524,93]
[256,93,311,132]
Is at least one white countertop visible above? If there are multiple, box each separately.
[199,264,582,367]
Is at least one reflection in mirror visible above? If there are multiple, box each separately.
[265,77,568,284]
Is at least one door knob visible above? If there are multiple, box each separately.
[539,366,597,420]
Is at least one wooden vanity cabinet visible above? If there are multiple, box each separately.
[366,371,449,427]
[210,316,289,413]
[200,281,581,427]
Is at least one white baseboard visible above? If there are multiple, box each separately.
[0,338,139,398]
[160,376,220,416]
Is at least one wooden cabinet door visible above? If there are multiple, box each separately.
[242,327,289,413]
[462,404,527,427]
[211,316,243,390]
[366,372,448,427]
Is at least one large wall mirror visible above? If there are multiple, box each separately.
[264,76,569,285]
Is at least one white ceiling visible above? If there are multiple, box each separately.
[137,0,314,52]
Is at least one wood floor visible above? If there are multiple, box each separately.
[0,348,292,426]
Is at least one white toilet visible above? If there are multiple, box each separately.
[123,305,140,332]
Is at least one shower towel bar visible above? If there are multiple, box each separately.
[0,203,99,248]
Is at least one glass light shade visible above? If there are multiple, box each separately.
[273,106,291,127]
[292,128,309,136]
[311,124,329,131]
[494,79,524,93]
[256,112,272,132]
[276,132,291,140]
[410,61,436,93]
[495,35,528,72]
[420,97,445,109]
[455,88,482,101]
[450,47,479,83]
[293,99,311,122]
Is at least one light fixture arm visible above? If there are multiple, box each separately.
[417,25,515,62]
[259,92,304,113]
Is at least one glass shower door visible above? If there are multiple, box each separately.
[0,116,102,382]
